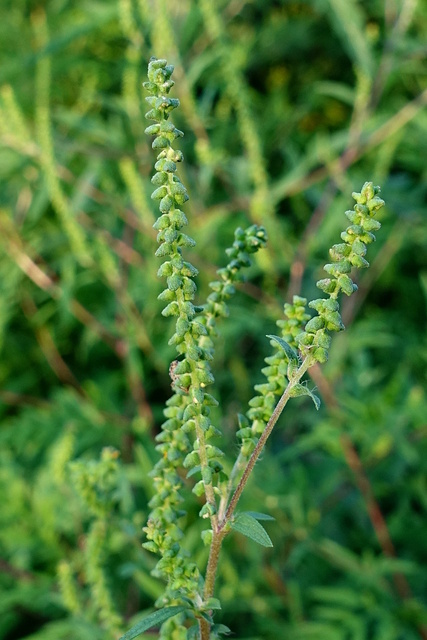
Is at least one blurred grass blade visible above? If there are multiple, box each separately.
[324,0,374,76]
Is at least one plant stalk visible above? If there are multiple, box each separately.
[199,357,312,639]
[222,357,311,526]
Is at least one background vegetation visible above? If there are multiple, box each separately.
[0,0,426,638]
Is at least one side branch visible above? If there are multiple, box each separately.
[221,357,311,527]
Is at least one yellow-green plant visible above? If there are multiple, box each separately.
[120,57,385,640]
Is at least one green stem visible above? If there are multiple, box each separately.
[200,357,311,639]
[199,616,211,640]
[221,357,311,527]
[194,413,218,530]
[200,527,227,640]
[204,528,226,600]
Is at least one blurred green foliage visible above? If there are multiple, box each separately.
[0,0,426,638]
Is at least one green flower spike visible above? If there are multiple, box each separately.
[142,59,267,635]
[296,182,384,364]
[228,184,384,492]
[143,58,201,613]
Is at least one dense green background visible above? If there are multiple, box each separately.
[0,0,426,638]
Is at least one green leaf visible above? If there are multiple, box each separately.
[204,597,221,610]
[267,334,299,363]
[245,511,275,521]
[231,513,273,548]
[213,623,232,635]
[290,383,321,410]
[119,606,187,640]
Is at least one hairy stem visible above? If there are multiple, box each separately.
[222,356,311,526]
[200,525,228,639]
[199,617,210,640]
[199,357,312,638]
[194,415,219,530]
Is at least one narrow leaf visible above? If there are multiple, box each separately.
[290,383,321,410]
[245,511,275,521]
[267,334,299,363]
[119,606,187,640]
[231,513,273,547]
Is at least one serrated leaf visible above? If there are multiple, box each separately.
[267,334,299,363]
[245,511,275,521]
[231,512,273,548]
[119,606,187,640]
[290,383,321,410]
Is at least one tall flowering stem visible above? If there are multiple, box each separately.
[222,182,385,522]
[143,58,204,621]
[136,56,386,640]
[142,57,267,639]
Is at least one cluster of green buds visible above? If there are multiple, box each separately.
[142,58,267,630]
[296,182,384,364]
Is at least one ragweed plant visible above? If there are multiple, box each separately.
[120,57,385,640]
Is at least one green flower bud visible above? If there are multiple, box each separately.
[349,254,369,268]
[316,278,337,294]
[151,186,168,200]
[183,451,199,468]
[155,242,174,257]
[324,261,352,276]
[153,215,171,230]
[201,529,213,546]
[329,243,351,260]
[167,274,183,291]
[152,136,170,149]
[177,233,196,248]
[160,195,174,213]
[192,481,205,497]
[157,262,174,277]
[337,274,356,296]
[145,124,161,136]
[199,502,217,518]
[158,289,175,302]
[162,302,180,317]
[305,316,325,333]
[155,158,177,172]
